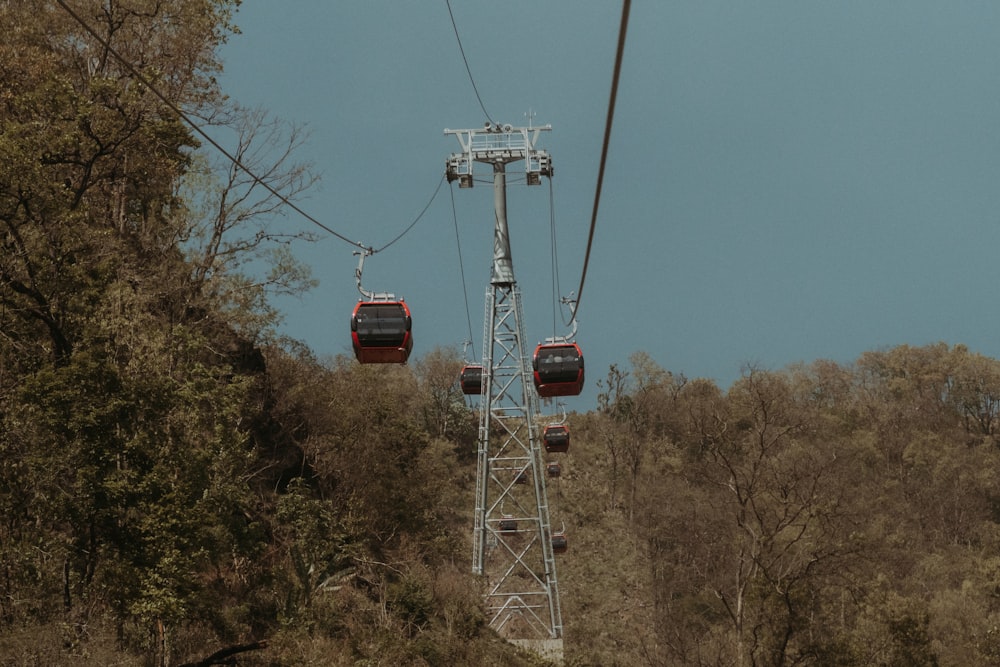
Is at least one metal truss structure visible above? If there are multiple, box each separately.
[445,123,564,653]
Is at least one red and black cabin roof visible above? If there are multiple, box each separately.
[460,364,483,395]
[532,342,584,397]
[351,300,413,364]
[543,424,570,453]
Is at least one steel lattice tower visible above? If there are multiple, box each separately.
[445,124,564,659]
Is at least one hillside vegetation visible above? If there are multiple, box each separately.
[563,346,1000,666]
[5,2,1000,665]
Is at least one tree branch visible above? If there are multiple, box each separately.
[177,640,268,667]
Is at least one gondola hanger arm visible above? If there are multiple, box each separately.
[354,248,396,301]
[546,294,579,344]
[557,402,568,425]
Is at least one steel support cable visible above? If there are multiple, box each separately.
[55,0,432,257]
[548,177,563,337]
[449,183,477,359]
[570,0,631,322]
[445,0,495,126]
[372,174,446,253]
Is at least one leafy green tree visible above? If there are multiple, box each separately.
[0,2,311,661]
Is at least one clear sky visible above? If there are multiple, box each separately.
[217,2,1000,409]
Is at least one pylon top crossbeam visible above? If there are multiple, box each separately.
[444,123,552,187]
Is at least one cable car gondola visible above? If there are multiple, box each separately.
[543,424,570,453]
[532,342,584,397]
[350,300,413,364]
[460,364,483,395]
[546,461,562,478]
[350,249,413,364]
[551,531,568,554]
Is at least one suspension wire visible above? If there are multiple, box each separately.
[449,184,477,360]
[445,0,495,126]
[548,177,561,338]
[570,0,631,322]
[56,0,404,255]
[372,174,446,253]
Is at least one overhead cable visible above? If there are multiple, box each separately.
[449,184,477,359]
[548,178,563,337]
[571,0,631,321]
[55,0,434,256]
[373,174,446,253]
[445,0,495,126]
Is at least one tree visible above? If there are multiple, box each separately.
[946,348,1000,442]
[0,2,311,661]
[596,363,629,510]
[412,345,469,441]
[641,366,865,666]
[182,103,319,322]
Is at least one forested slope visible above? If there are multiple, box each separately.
[0,1,531,663]
[5,3,1000,666]
[560,346,1000,666]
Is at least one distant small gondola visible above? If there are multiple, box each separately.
[546,461,562,478]
[499,515,517,533]
[532,342,584,397]
[543,424,570,453]
[460,364,483,395]
[551,532,568,554]
[514,469,529,485]
[350,300,413,364]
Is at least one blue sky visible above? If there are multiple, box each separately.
[217,2,1000,408]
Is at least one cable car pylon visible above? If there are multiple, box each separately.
[446,122,564,661]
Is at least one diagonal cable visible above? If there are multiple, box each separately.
[571,0,631,321]
[445,0,495,125]
[56,0,371,251]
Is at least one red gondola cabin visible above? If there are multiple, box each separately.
[460,364,483,395]
[551,532,568,554]
[543,424,570,453]
[532,343,584,397]
[351,300,413,364]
